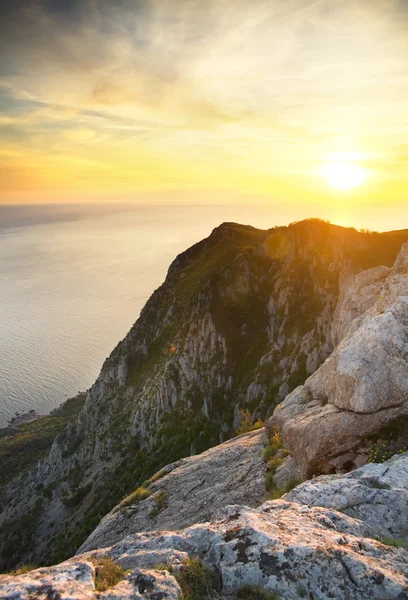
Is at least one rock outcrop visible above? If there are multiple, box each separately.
[272,242,408,478]
[78,429,267,553]
[286,451,408,543]
[2,498,408,599]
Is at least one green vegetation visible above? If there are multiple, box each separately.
[0,394,86,485]
[114,487,152,513]
[236,584,279,599]
[235,409,265,435]
[150,490,168,518]
[93,557,125,592]
[61,483,92,507]
[7,564,38,575]
[367,441,408,464]
[174,557,221,600]
[263,427,293,498]
[142,468,167,488]
[376,536,408,550]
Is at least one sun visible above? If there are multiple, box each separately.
[321,162,368,190]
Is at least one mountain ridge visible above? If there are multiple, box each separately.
[1,218,408,571]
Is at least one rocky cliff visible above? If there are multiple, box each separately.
[1,219,407,571]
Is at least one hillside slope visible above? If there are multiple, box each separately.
[1,219,407,570]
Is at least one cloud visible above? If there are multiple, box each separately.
[1,0,408,199]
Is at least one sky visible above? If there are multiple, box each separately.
[0,0,407,227]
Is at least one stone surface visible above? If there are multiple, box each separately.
[0,560,96,600]
[286,451,408,542]
[2,500,408,600]
[78,429,267,553]
[272,242,408,478]
[272,455,301,490]
[99,570,182,600]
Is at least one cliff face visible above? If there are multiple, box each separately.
[1,219,407,570]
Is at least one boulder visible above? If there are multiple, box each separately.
[286,451,408,543]
[272,243,408,478]
[272,455,301,490]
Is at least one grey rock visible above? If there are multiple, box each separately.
[286,451,408,541]
[272,455,301,490]
[2,500,408,600]
[0,560,96,600]
[78,429,267,553]
[272,242,408,478]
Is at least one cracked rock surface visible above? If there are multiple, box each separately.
[286,451,408,542]
[79,429,266,553]
[2,499,408,599]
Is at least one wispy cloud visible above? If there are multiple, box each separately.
[1,0,408,203]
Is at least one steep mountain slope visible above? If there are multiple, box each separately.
[1,219,407,570]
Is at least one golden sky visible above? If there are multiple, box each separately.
[1,0,408,224]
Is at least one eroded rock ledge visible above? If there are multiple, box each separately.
[1,498,408,600]
[78,428,267,554]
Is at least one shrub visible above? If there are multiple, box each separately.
[149,490,168,518]
[114,487,152,512]
[93,557,125,592]
[175,557,220,600]
[236,584,279,599]
[235,409,264,435]
[142,468,167,488]
[62,483,92,507]
[263,427,287,495]
[8,564,38,575]
[377,536,408,549]
[367,442,407,464]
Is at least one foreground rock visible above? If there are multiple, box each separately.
[272,242,408,478]
[2,500,408,599]
[0,561,182,599]
[79,429,266,553]
[286,451,408,542]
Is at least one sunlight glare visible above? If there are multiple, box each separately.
[321,162,368,190]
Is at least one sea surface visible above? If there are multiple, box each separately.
[0,202,287,426]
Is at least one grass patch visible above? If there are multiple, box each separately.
[175,557,221,600]
[142,468,167,488]
[262,428,283,461]
[377,536,408,550]
[149,490,168,519]
[236,584,279,599]
[93,557,125,592]
[114,487,152,513]
[263,427,288,496]
[7,564,38,575]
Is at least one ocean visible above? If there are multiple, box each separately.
[0,202,285,426]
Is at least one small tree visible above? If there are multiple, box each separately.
[235,409,264,435]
